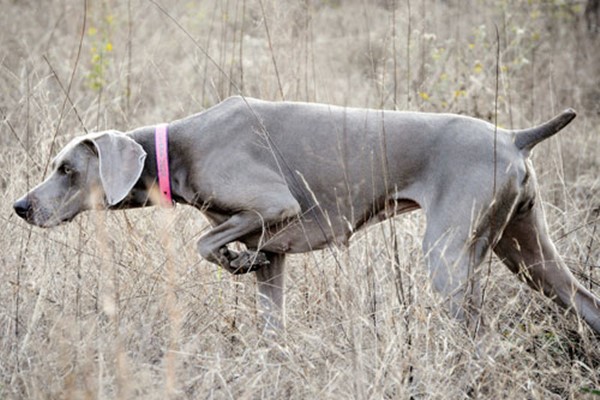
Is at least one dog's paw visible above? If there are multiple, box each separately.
[229,250,270,274]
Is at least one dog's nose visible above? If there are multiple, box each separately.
[13,197,32,220]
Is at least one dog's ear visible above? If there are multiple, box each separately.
[87,131,147,206]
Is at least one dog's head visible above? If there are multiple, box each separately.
[13,131,146,227]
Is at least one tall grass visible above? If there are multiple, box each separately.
[1,0,599,398]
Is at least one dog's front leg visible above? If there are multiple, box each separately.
[197,213,290,335]
[197,211,271,273]
[256,252,286,335]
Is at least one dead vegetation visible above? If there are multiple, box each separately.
[1,0,599,398]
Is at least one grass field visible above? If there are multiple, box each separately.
[2,0,600,398]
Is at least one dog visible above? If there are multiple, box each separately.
[13,96,600,335]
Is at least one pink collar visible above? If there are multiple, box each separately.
[154,123,173,206]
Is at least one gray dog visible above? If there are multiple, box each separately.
[13,96,600,335]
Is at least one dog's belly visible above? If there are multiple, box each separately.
[239,198,421,254]
[239,218,346,253]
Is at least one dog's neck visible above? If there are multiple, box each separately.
[112,124,191,209]
[112,111,215,211]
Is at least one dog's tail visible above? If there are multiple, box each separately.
[513,109,577,151]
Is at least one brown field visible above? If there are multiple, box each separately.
[2,0,599,398]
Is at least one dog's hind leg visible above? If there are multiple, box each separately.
[421,190,509,335]
[494,202,600,334]
[423,224,490,334]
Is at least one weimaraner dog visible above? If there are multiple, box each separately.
[13,96,600,335]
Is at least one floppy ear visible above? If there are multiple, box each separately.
[87,131,147,206]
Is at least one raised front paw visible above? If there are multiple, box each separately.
[219,247,270,274]
[230,250,270,273]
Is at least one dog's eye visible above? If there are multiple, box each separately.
[58,164,73,175]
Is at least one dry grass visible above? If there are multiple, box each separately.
[2,0,600,398]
